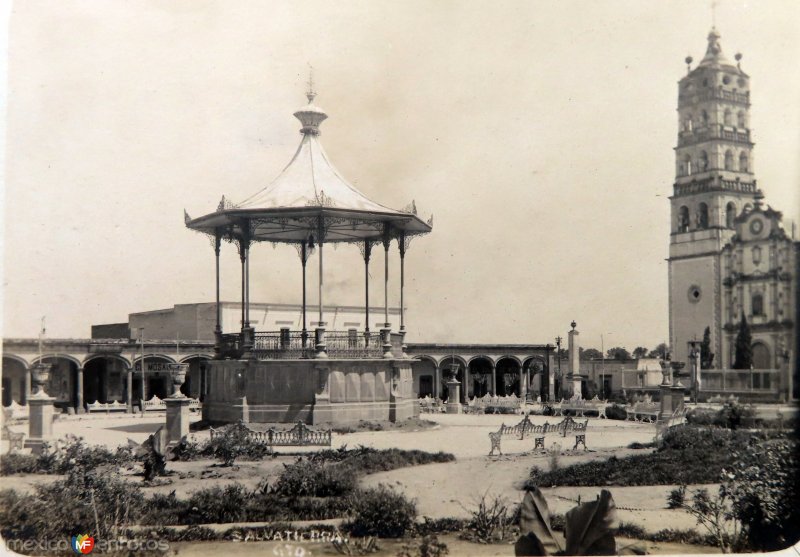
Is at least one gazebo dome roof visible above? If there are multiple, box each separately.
[185,90,432,244]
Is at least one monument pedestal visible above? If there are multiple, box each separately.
[25,395,56,455]
[659,386,673,420]
[445,380,462,414]
[670,385,686,414]
[165,396,192,445]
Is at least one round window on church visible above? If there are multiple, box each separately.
[688,285,702,304]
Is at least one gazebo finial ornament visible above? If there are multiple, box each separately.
[306,64,316,103]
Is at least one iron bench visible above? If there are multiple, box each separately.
[210,420,332,448]
[625,401,660,422]
[2,425,25,453]
[489,415,588,455]
[86,400,127,413]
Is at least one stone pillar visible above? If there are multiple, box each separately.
[567,321,584,398]
[464,365,471,401]
[76,367,85,414]
[670,361,687,415]
[311,365,332,424]
[434,365,441,399]
[446,377,462,414]
[25,363,56,455]
[548,358,556,402]
[518,367,525,397]
[658,361,673,420]
[491,364,497,395]
[23,367,31,406]
[164,363,191,446]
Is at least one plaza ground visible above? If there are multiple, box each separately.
[3,405,796,555]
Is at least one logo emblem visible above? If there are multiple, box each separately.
[71,534,95,554]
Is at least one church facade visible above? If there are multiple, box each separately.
[668,28,798,399]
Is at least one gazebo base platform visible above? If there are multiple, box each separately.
[202,357,417,426]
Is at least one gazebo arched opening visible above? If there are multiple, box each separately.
[2,356,28,406]
[496,357,522,397]
[468,356,494,397]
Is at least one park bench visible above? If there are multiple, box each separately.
[489,415,588,456]
[624,401,660,422]
[86,400,127,413]
[560,395,610,419]
[467,393,523,414]
[2,424,25,453]
[210,420,332,448]
[2,401,29,420]
[418,395,444,413]
[142,395,167,412]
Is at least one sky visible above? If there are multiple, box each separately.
[2,0,799,352]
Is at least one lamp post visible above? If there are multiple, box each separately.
[139,327,146,416]
[555,336,562,399]
[600,333,612,400]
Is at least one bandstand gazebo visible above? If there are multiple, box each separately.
[184,85,432,425]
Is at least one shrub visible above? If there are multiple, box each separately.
[345,486,416,538]
[272,459,357,497]
[627,441,656,449]
[605,404,627,420]
[185,483,253,524]
[207,421,273,466]
[0,465,146,543]
[714,400,755,430]
[398,535,449,557]
[463,492,514,543]
[667,485,686,509]
[725,437,799,551]
[412,517,468,536]
[0,454,38,475]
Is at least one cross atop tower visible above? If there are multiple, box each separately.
[711,0,718,28]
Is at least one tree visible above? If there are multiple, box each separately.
[700,326,715,369]
[579,348,602,360]
[648,343,669,359]
[733,314,752,369]
[606,347,631,360]
[632,346,649,359]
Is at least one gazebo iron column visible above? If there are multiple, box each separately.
[315,216,327,358]
[361,239,373,345]
[381,226,392,358]
[300,239,310,348]
[238,224,254,357]
[398,232,409,357]
[213,230,222,356]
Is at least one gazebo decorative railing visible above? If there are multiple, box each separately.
[247,330,385,360]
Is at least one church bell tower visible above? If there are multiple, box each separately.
[668,28,761,364]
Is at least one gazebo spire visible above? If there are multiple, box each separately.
[295,67,327,135]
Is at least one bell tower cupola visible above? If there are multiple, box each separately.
[671,28,761,238]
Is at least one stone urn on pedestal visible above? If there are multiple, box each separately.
[658,357,673,420]
[165,363,191,445]
[445,363,462,414]
[25,362,57,455]
[669,361,688,415]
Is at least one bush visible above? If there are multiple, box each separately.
[463,493,514,543]
[605,404,627,420]
[725,437,799,551]
[207,422,273,466]
[272,459,357,497]
[185,483,253,524]
[667,485,686,509]
[413,517,468,536]
[398,534,449,557]
[715,400,755,430]
[345,486,416,538]
[0,454,38,475]
[0,465,145,543]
